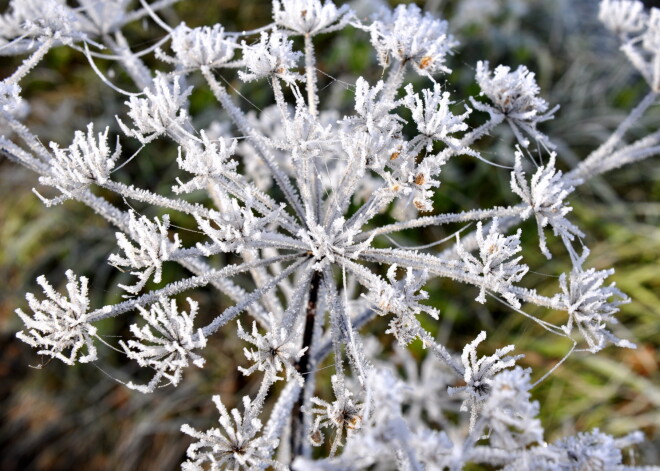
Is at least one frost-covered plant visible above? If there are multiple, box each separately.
[2,0,659,469]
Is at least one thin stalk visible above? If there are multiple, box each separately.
[291,270,322,459]
[304,34,318,117]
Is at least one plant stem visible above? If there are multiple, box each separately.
[291,270,322,459]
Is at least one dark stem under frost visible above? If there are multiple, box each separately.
[291,269,322,459]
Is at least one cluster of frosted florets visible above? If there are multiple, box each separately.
[16,270,97,365]
[3,0,658,469]
[369,4,459,76]
[474,61,559,148]
[120,297,207,393]
[602,0,660,90]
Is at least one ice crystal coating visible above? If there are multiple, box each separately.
[403,83,471,152]
[161,23,237,68]
[0,82,22,114]
[120,297,207,393]
[482,367,543,450]
[273,0,351,36]
[457,219,528,308]
[117,73,193,144]
[448,331,523,429]
[511,151,583,259]
[41,124,121,192]
[237,317,307,384]
[181,395,279,471]
[309,375,364,455]
[369,4,458,76]
[474,61,558,148]
[174,132,239,193]
[239,30,302,83]
[598,0,647,35]
[109,211,182,295]
[16,270,97,365]
[368,265,439,345]
[557,251,633,353]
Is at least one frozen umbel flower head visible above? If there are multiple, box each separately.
[448,331,523,430]
[15,270,97,365]
[160,23,237,69]
[511,150,583,259]
[239,30,302,83]
[181,394,279,470]
[598,0,647,36]
[117,73,193,144]
[473,61,559,148]
[120,297,207,393]
[370,4,459,76]
[5,0,659,469]
[557,250,633,353]
[273,0,351,36]
[40,124,121,193]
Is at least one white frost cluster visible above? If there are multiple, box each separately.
[41,124,121,192]
[369,4,459,76]
[403,83,471,152]
[239,31,302,84]
[511,151,583,259]
[237,318,307,384]
[599,0,647,36]
[118,73,193,144]
[273,0,351,36]
[181,394,278,471]
[448,331,523,429]
[120,297,207,393]
[602,1,660,91]
[109,211,182,295]
[457,219,528,308]
[558,251,633,353]
[474,61,558,148]
[309,375,364,455]
[16,270,97,365]
[161,23,237,69]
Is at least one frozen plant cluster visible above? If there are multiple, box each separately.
[1,0,659,469]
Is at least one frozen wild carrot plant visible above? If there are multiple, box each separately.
[1,0,658,469]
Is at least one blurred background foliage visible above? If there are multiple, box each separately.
[0,0,658,469]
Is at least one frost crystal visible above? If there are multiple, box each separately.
[511,151,583,259]
[239,30,302,84]
[309,375,363,455]
[403,83,471,152]
[482,367,543,450]
[368,265,439,345]
[0,82,22,114]
[474,61,558,148]
[598,0,647,35]
[448,331,522,430]
[109,211,182,295]
[457,219,528,308]
[41,123,121,192]
[120,297,206,393]
[117,73,193,144]
[370,4,458,76]
[16,270,97,365]
[181,395,279,471]
[273,0,351,36]
[161,23,236,69]
[237,317,307,384]
[558,252,633,353]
